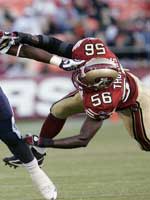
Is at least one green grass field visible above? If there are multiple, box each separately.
[0,118,150,200]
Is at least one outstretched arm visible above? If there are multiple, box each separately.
[13,32,74,58]
[36,116,103,149]
[0,32,85,71]
[8,44,54,64]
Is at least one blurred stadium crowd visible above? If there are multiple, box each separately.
[0,0,150,77]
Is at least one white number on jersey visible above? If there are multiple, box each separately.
[85,43,106,56]
[91,92,112,106]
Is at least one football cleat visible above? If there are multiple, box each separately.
[31,146,46,167]
[3,156,21,169]
[3,146,46,169]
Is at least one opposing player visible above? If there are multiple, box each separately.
[2,32,150,162]
[0,79,57,199]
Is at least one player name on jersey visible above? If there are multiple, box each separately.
[113,72,123,89]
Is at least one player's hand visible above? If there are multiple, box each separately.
[60,58,86,71]
[23,134,39,146]
[0,31,18,54]
[23,134,52,147]
[0,31,34,45]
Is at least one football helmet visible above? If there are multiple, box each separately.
[72,58,118,90]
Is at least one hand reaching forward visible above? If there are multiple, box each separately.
[0,31,18,54]
[50,55,86,71]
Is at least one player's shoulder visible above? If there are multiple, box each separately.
[72,37,116,61]
[73,37,105,49]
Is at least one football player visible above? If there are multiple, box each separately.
[2,32,150,164]
[0,84,57,200]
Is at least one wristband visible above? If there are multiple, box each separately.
[16,44,23,57]
[49,55,62,66]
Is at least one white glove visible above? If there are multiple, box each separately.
[50,55,85,71]
[0,31,18,54]
[60,58,86,71]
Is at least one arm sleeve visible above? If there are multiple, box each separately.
[33,35,74,59]
[16,32,74,58]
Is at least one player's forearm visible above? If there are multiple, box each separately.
[39,135,91,149]
[7,44,53,63]
[6,44,85,71]
[17,32,73,58]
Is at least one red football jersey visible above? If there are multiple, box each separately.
[72,37,117,61]
[80,72,138,120]
[81,71,125,120]
[71,37,138,120]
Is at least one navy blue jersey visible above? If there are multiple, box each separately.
[0,87,13,120]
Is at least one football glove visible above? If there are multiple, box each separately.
[23,134,40,146]
[50,55,86,71]
[0,31,18,54]
[60,58,86,71]
[23,134,53,147]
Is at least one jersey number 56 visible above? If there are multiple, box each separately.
[91,92,112,106]
[85,43,106,56]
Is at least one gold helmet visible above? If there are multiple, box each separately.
[72,58,118,90]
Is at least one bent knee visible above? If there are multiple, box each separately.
[51,102,69,119]
[50,93,83,119]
